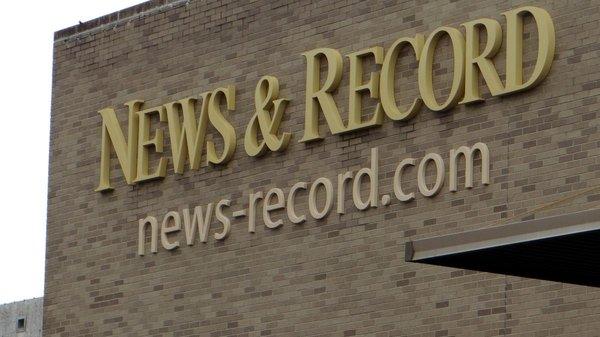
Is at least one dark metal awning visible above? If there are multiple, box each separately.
[405,208,600,287]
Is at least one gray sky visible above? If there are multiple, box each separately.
[0,0,145,304]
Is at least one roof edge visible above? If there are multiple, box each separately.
[54,0,180,41]
[0,297,43,307]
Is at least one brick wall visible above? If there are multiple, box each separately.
[46,0,600,336]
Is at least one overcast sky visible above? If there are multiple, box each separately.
[0,0,145,305]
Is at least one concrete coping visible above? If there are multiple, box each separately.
[54,0,184,41]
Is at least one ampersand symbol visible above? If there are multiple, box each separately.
[244,75,291,157]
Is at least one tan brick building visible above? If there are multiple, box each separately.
[46,0,600,336]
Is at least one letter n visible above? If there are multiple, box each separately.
[138,216,158,256]
[96,100,143,192]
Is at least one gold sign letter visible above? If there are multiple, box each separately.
[165,92,211,174]
[136,106,168,183]
[346,47,384,131]
[460,18,504,103]
[96,100,143,192]
[300,48,347,142]
[418,27,465,112]
[244,76,291,157]
[502,6,555,94]
[207,86,236,165]
[380,35,424,121]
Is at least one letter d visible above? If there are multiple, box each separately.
[352,148,379,210]
[502,6,555,94]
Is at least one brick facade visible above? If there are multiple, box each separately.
[46,0,600,336]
